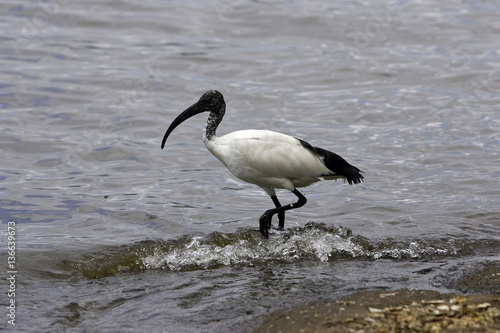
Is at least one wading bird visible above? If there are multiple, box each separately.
[161,90,363,238]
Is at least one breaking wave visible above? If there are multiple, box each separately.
[68,222,498,279]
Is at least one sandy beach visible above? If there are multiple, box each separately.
[255,261,500,332]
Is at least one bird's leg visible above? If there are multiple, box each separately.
[259,189,307,238]
[271,196,285,229]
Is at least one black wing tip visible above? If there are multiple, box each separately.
[339,165,364,185]
[345,171,364,185]
[297,139,365,185]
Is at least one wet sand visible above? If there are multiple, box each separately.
[255,261,500,332]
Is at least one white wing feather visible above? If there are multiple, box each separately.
[205,130,332,194]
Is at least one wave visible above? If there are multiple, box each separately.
[69,222,498,279]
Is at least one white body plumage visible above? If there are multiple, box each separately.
[204,129,342,197]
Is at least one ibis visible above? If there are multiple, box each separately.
[161,90,364,238]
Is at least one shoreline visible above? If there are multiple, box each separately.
[254,260,500,332]
[254,288,500,332]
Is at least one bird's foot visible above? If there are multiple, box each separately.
[259,212,273,238]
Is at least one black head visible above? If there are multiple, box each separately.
[161,90,226,149]
[196,90,225,113]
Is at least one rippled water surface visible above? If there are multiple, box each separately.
[1,0,500,332]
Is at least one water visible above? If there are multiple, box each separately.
[1,0,500,331]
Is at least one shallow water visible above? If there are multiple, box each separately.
[1,0,500,332]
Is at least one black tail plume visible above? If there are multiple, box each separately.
[297,138,364,185]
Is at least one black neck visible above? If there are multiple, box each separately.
[204,108,225,141]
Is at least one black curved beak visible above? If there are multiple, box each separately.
[161,100,207,149]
